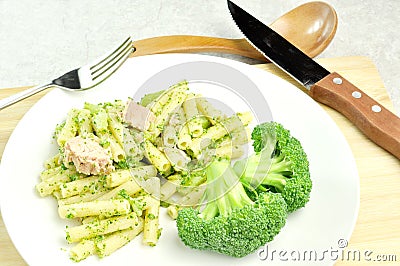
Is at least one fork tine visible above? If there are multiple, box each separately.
[90,37,134,79]
[90,36,132,73]
[91,39,133,82]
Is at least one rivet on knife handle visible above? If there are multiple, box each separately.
[311,72,400,158]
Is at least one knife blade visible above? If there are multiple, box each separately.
[227,0,400,160]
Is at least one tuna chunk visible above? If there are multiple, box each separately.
[64,136,114,175]
[123,100,155,131]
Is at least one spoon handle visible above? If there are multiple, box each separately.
[130,35,266,61]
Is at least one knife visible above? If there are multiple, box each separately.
[227,0,400,159]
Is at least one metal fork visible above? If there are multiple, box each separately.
[0,37,134,110]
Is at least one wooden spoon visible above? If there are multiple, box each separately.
[130,2,338,61]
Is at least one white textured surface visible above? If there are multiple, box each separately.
[0,0,399,113]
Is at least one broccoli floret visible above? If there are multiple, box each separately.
[176,158,287,258]
[234,122,312,213]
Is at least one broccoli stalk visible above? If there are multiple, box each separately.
[198,159,254,220]
[176,158,287,258]
[234,122,312,213]
[259,152,293,191]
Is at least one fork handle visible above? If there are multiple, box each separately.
[0,83,52,110]
[130,35,266,61]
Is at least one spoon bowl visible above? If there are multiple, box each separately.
[270,1,338,58]
[131,1,338,61]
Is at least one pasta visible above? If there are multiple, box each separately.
[58,188,108,205]
[66,214,139,243]
[105,169,132,188]
[107,111,124,145]
[43,153,61,169]
[89,107,109,135]
[160,178,181,201]
[77,109,93,136]
[96,218,144,258]
[59,175,104,198]
[39,166,62,181]
[182,93,204,137]
[142,195,160,246]
[36,168,81,197]
[106,134,125,162]
[143,140,171,175]
[196,97,226,125]
[177,124,192,150]
[150,81,187,116]
[162,125,178,147]
[189,113,252,157]
[69,239,96,262]
[58,199,131,219]
[97,179,141,201]
[57,108,80,146]
[36,80,253,261]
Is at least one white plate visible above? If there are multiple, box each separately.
[0,54,359,266]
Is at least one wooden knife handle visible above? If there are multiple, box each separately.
[310,72,400,159]
[130,35,266,61]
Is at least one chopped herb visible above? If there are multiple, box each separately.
[160,201,170,208]
[118,189,129,199]
[69,174,79,182]
[61,163,68,170]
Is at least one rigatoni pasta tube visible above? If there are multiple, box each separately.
[160,178,181,201]
[182,93,204,138]
[57,108,80,146]
[58,188,108,205]
[168,106,186,127]
[69,239,96,262]
[182,93,198,119]
[196,97,226,125]
[151,90,187,137]
[90,108,108,135]
[65,214,138,243]
[107,111,123,146]
[37,169,81,197]
[39,166,62,181]
[105,169,131,188]
[59,175,103,198]
[43,153,61,170]
[41,167,78,182]
[167,205,182,220]
[215,143,244,159]
[144,140,171,175]
[177,186,206,207]
[77,109,93,136]
[142,195,160,246]
[97,179,142,200]
[58,199,131,219]
[177,124,192,150]
[108,135,125,162]
[98,133,125,162]
[150,81,187,116]
[218,127,251,147]
[237,111,253,126]
[163,147,191,171]
[189,115,246,157]
[129,165,158,181]
[96,217,144,258]
[162,125,178,147]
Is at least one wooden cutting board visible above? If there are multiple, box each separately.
[0,56,399,265]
